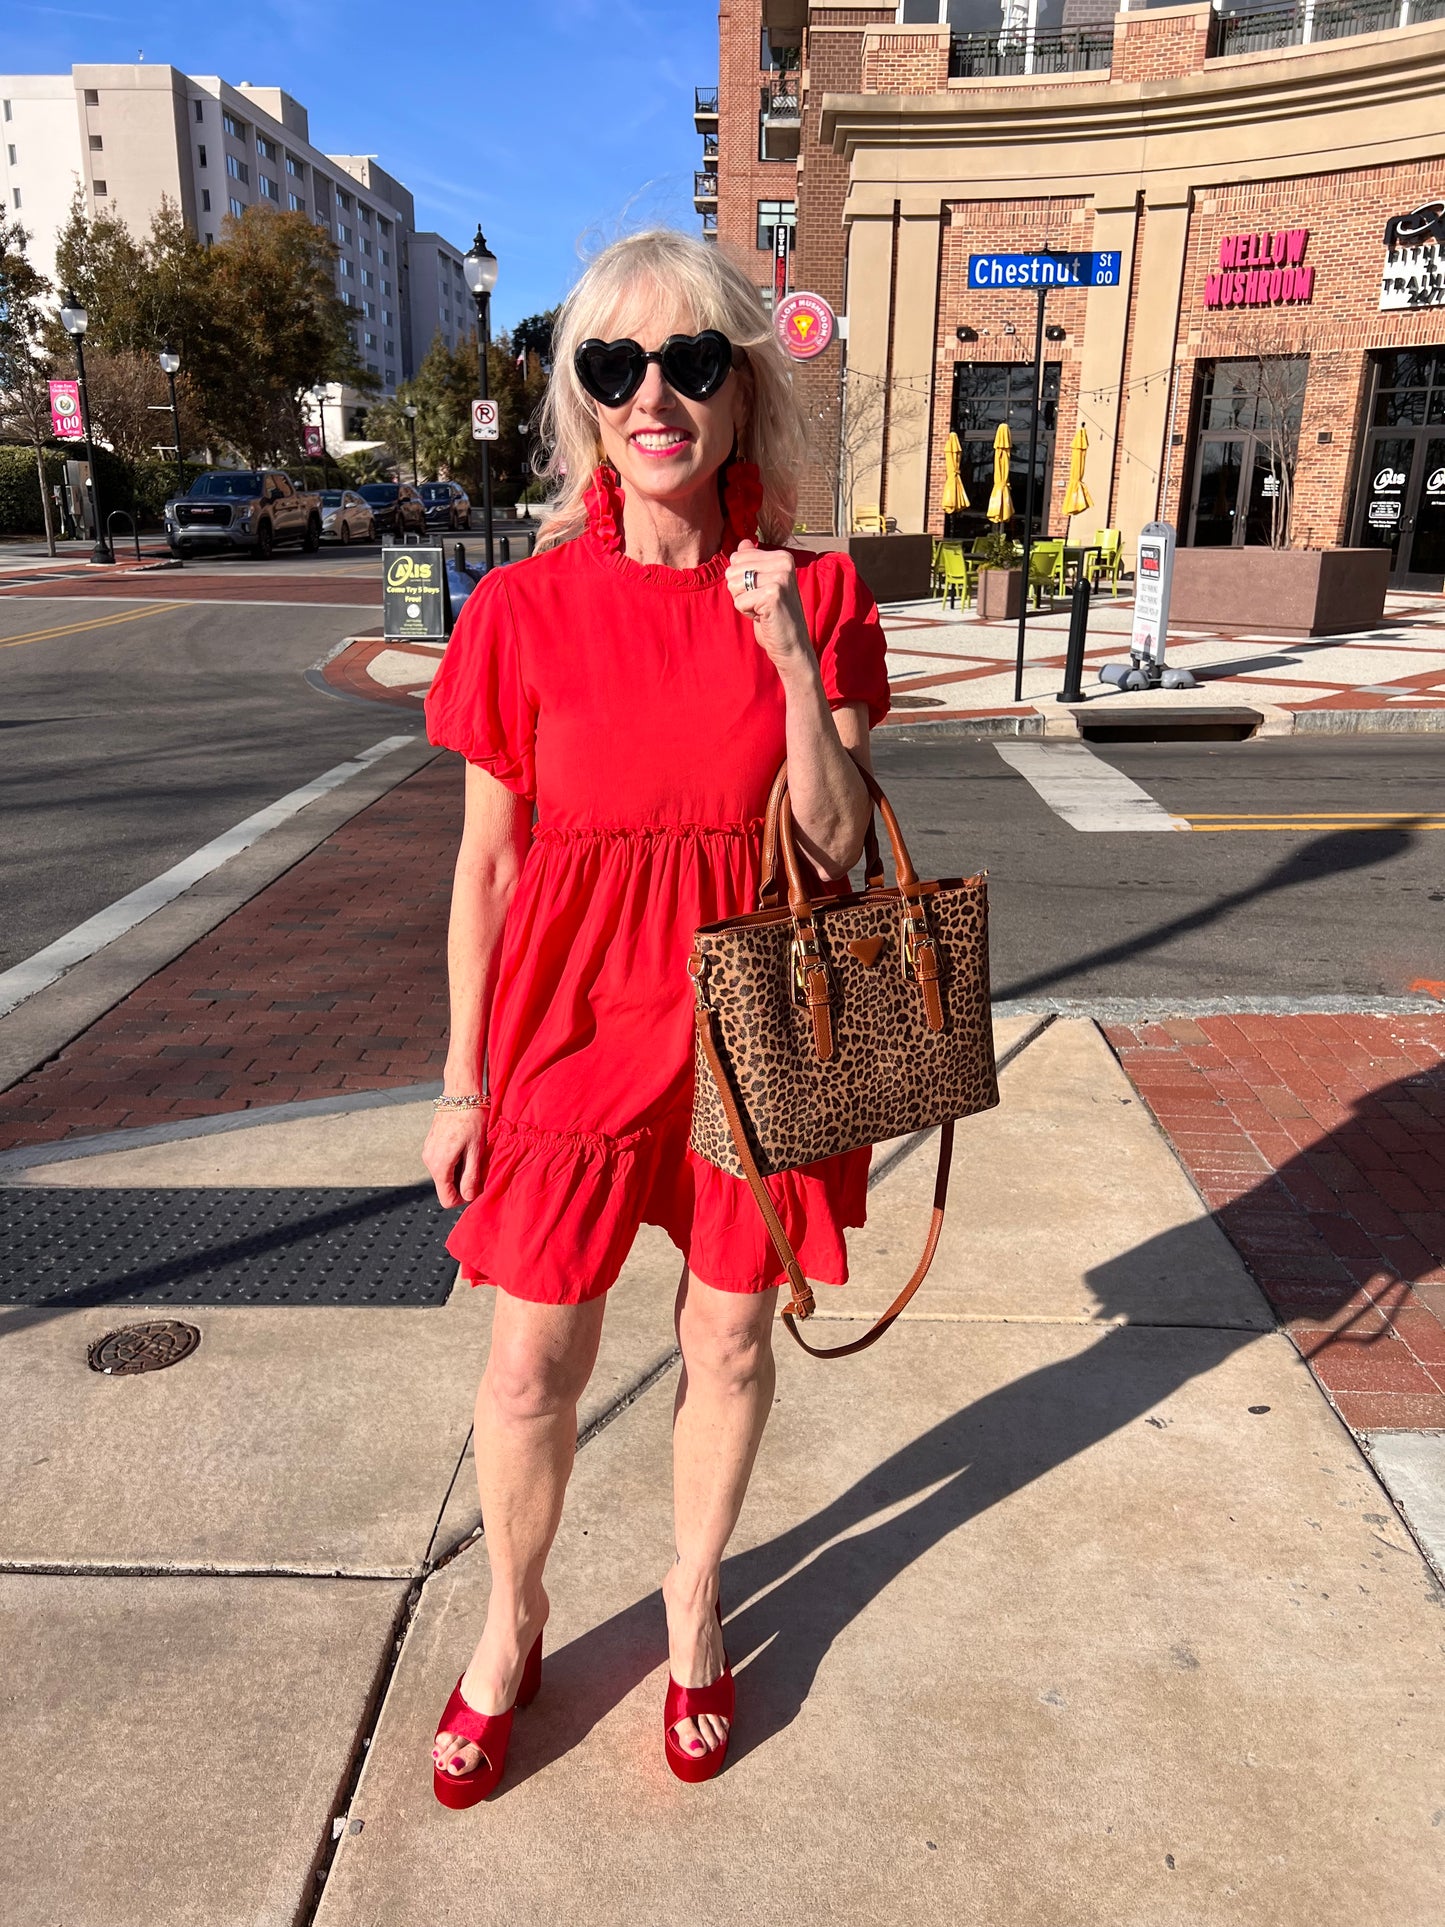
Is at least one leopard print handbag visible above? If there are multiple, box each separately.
[688,764,999,1358]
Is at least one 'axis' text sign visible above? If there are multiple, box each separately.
[968,251,1121,289]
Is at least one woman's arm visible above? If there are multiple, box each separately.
[727,539,872,878]
[422,762,534,1208]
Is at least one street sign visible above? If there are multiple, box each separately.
[471,398,499,441]
[1130,521,1176,667]
[382,544,452,641]
[967,251,1122,290]
[773,220,791,306]
[774,291,835,360]
[49,379,84,442]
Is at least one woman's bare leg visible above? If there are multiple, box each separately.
[433,1291,606,1779]
[664,1270,778,1759]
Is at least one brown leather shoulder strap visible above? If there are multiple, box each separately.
[695,1005,953,1359]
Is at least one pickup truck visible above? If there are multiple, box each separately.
[165,469,323,560]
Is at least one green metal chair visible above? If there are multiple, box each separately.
[937,539,974,610]
[1028,539,1066,607]
[1086,528,1124,593]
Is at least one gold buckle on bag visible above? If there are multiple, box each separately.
[790,932,823,1005]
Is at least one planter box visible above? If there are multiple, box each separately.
[1169,547,1390,639]
[978,566,1024,622]
[791,532,932,603]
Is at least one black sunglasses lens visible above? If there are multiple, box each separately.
[576,339,645,405]
[660,332,731,400]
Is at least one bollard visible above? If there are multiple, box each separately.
[499,535,511,563]
[453,542,466,572]
[1057,577,1091,704]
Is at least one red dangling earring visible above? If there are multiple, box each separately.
[583,458,624,549]
[722,454,764,545]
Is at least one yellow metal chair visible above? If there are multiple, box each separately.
[1086,528,1123,593]
[937,539,974,610]
[930,538,944,595]
[1028,539,1066,607]
[853,508,897,534]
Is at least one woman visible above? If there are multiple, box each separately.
[422,229,889,1805]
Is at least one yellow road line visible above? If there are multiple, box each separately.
[1187,811,1436,821]
[0,603,182,650]
[1185,819,1445,832]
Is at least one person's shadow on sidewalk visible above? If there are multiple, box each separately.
[502,1054,1438,1785]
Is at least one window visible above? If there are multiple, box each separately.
[198,144,207,167]
[338,222,352,245]
[91,179,106,197]
[223,111,245,138]
[337,187,351,210]
[6,145,14,165]
[257,134,276,161]
[194,98,204,122]
[382,309,392,326]
[288,192,304,213]
[385,339,395,358]
[1186,357,1307,549]
[201,188,211,212]
[338,256,353,278]
[385,368,396,385]
[341,289,353,307]
[367,361,379,378]
[381,278,392,296]
[226,154,249,184]
[947,361,1062,538]
[286,153,301,176]
[361,235,371,257]
[442,306,451,325]
[2,101,11,121]
[229,196,244,218]
[260,176,279,201]
[204,232,213,246]
[380,247,390,268]
[11,187,20,208]
[88,134,103,151]
[755,199,795,251]
[363,299,376,318]
[359,203,372,225]
[84,88,99,106]
[361,268,374,287]
[364,331,377,348]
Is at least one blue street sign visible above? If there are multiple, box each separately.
[968,250,1122,289]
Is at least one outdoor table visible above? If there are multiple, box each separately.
[1063,544,1101,587]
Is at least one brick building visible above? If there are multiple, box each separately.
[702,2,1445,588]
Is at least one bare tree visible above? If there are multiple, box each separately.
[0,213,58,554]
[801,368,930,533]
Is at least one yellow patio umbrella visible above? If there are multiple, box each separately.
[1061,423,1094,517]
[942,430,969,514]
[986,421,1013,525]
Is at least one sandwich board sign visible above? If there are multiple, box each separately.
[1130,521,1176,667]
[382,544,452,641]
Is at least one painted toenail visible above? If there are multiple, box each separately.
[450,1756,465,1769]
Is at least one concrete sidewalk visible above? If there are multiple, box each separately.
[3,1014,1441,1926]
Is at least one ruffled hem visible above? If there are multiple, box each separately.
[447,1109,871,1305]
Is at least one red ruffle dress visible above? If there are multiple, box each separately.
[423,470,891,1304]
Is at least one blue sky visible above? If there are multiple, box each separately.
[7,0,716,329]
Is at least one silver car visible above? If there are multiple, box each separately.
[319,488,375,545]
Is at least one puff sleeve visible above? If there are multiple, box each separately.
[424,570,537,798]
[807,551,891,729]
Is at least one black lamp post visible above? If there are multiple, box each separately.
[59,293,113,564]
[402,403,419,486]
[158,346,183,499]
[463,226,498,571]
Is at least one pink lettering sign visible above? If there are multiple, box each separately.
[1205,230,1313,309]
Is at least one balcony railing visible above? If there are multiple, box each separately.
[765,80,801,119]
[693,172,719,213]
[949,26,1114,77]
[1215,0,1445,56]
[703,133,719,162]
[760,78,802,159]
[694,86,719,132]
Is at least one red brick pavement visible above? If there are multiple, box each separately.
[1106,1014,1445,1432]
[0,757,460,1150]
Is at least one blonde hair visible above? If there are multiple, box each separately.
[533,229,805,552]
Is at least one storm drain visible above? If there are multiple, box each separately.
[0,1185,462,1308]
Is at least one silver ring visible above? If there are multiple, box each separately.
[742,567,758,593]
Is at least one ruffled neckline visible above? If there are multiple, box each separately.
[580,460,761,594]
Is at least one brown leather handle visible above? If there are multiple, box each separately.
[695,1003,954,1359]
[758,762,885,910]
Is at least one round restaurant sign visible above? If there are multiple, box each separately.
[774,292,836,361]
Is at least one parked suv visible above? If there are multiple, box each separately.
[358,480,427,539]
[419,481,471,531]
[165,470,323,560]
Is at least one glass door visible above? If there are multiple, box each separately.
[1412,437,1445,580]
[1350,351,1445,590]
[1188,437,1244,546]
[1355,434,1414,574]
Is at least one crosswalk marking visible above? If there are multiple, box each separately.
[994,742,1190,832]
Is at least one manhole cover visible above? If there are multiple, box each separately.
[88,1320,202,1376]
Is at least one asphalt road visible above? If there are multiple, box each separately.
[874,733,1443,1005]
[0,548,1439,1005]
[0,559,405,970]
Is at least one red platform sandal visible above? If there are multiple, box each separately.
[663,1605,734,1784]
[432,1631,542,1810]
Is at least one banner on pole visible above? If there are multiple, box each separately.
[49,379,84,441]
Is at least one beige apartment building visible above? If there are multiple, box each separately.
[707,2,1445,589]
[0,64,471,449]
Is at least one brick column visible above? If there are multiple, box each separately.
[1109,3,1214,84]
[1113,194,1193,552]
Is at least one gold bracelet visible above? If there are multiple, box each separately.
[434,1093,488,1111]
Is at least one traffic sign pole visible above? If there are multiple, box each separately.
[1014,282,1048,705]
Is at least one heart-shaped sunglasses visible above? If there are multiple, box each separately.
[573,330,746,408]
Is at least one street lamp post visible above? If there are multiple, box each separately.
[158,347,183,500]
[402,403,419,487]
[462,226,498,571]
[59,293,113,564]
